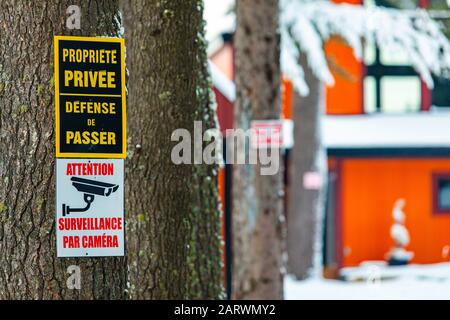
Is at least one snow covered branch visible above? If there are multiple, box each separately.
[281,0,450,95]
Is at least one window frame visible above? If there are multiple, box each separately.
[364,40,427,113]
[432,172,450,214]
[363,0,431,113]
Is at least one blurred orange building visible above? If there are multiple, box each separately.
[210,0,450,278]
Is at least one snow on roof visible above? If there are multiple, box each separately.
[324,112,450,149]
[204,0,235,43]
[208,60,236,103]
[209,63,450,149]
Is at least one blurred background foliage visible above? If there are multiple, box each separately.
[377,0,450,38]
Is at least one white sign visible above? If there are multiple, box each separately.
[251,120,283,149]
[251,119,293,149]
[303,171,323,190]
[56,158,124,257]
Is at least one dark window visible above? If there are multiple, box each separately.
[433,173,450,214]
[432,71,450,109]
[429,0,450,108]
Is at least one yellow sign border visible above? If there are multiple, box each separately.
[54,35,127,159]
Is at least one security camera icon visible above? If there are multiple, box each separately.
[62,177,119,216]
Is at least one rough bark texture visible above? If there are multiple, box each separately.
[287,53,327,279]
[233,0,285,299]
[0,1,126,299]
[122,0,224,299]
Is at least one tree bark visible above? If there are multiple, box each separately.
[287,53,327,279]
[0,1,126,299]
[122,0,224,299]
[233,0,285,299]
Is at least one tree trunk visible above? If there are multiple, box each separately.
[122,0,224,299]
[233,0,285,299]
[287,53,327,280]
[0,1,126,299]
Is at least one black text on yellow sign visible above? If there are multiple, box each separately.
[54,36,126,158]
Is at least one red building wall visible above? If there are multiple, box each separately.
[326,0,363,115]
[340,158,450,266]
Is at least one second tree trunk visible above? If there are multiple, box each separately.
[122,0,224,299]
[233,0,285,299]
[287,53,327,280]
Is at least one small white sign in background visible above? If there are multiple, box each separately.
[56,158,124,257]
[250,119,294,149]
[303,171,323,190]
[251,120,283,149]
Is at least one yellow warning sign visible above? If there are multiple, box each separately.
[54,36,126,158]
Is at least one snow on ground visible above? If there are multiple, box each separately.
[285,263,450,300]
